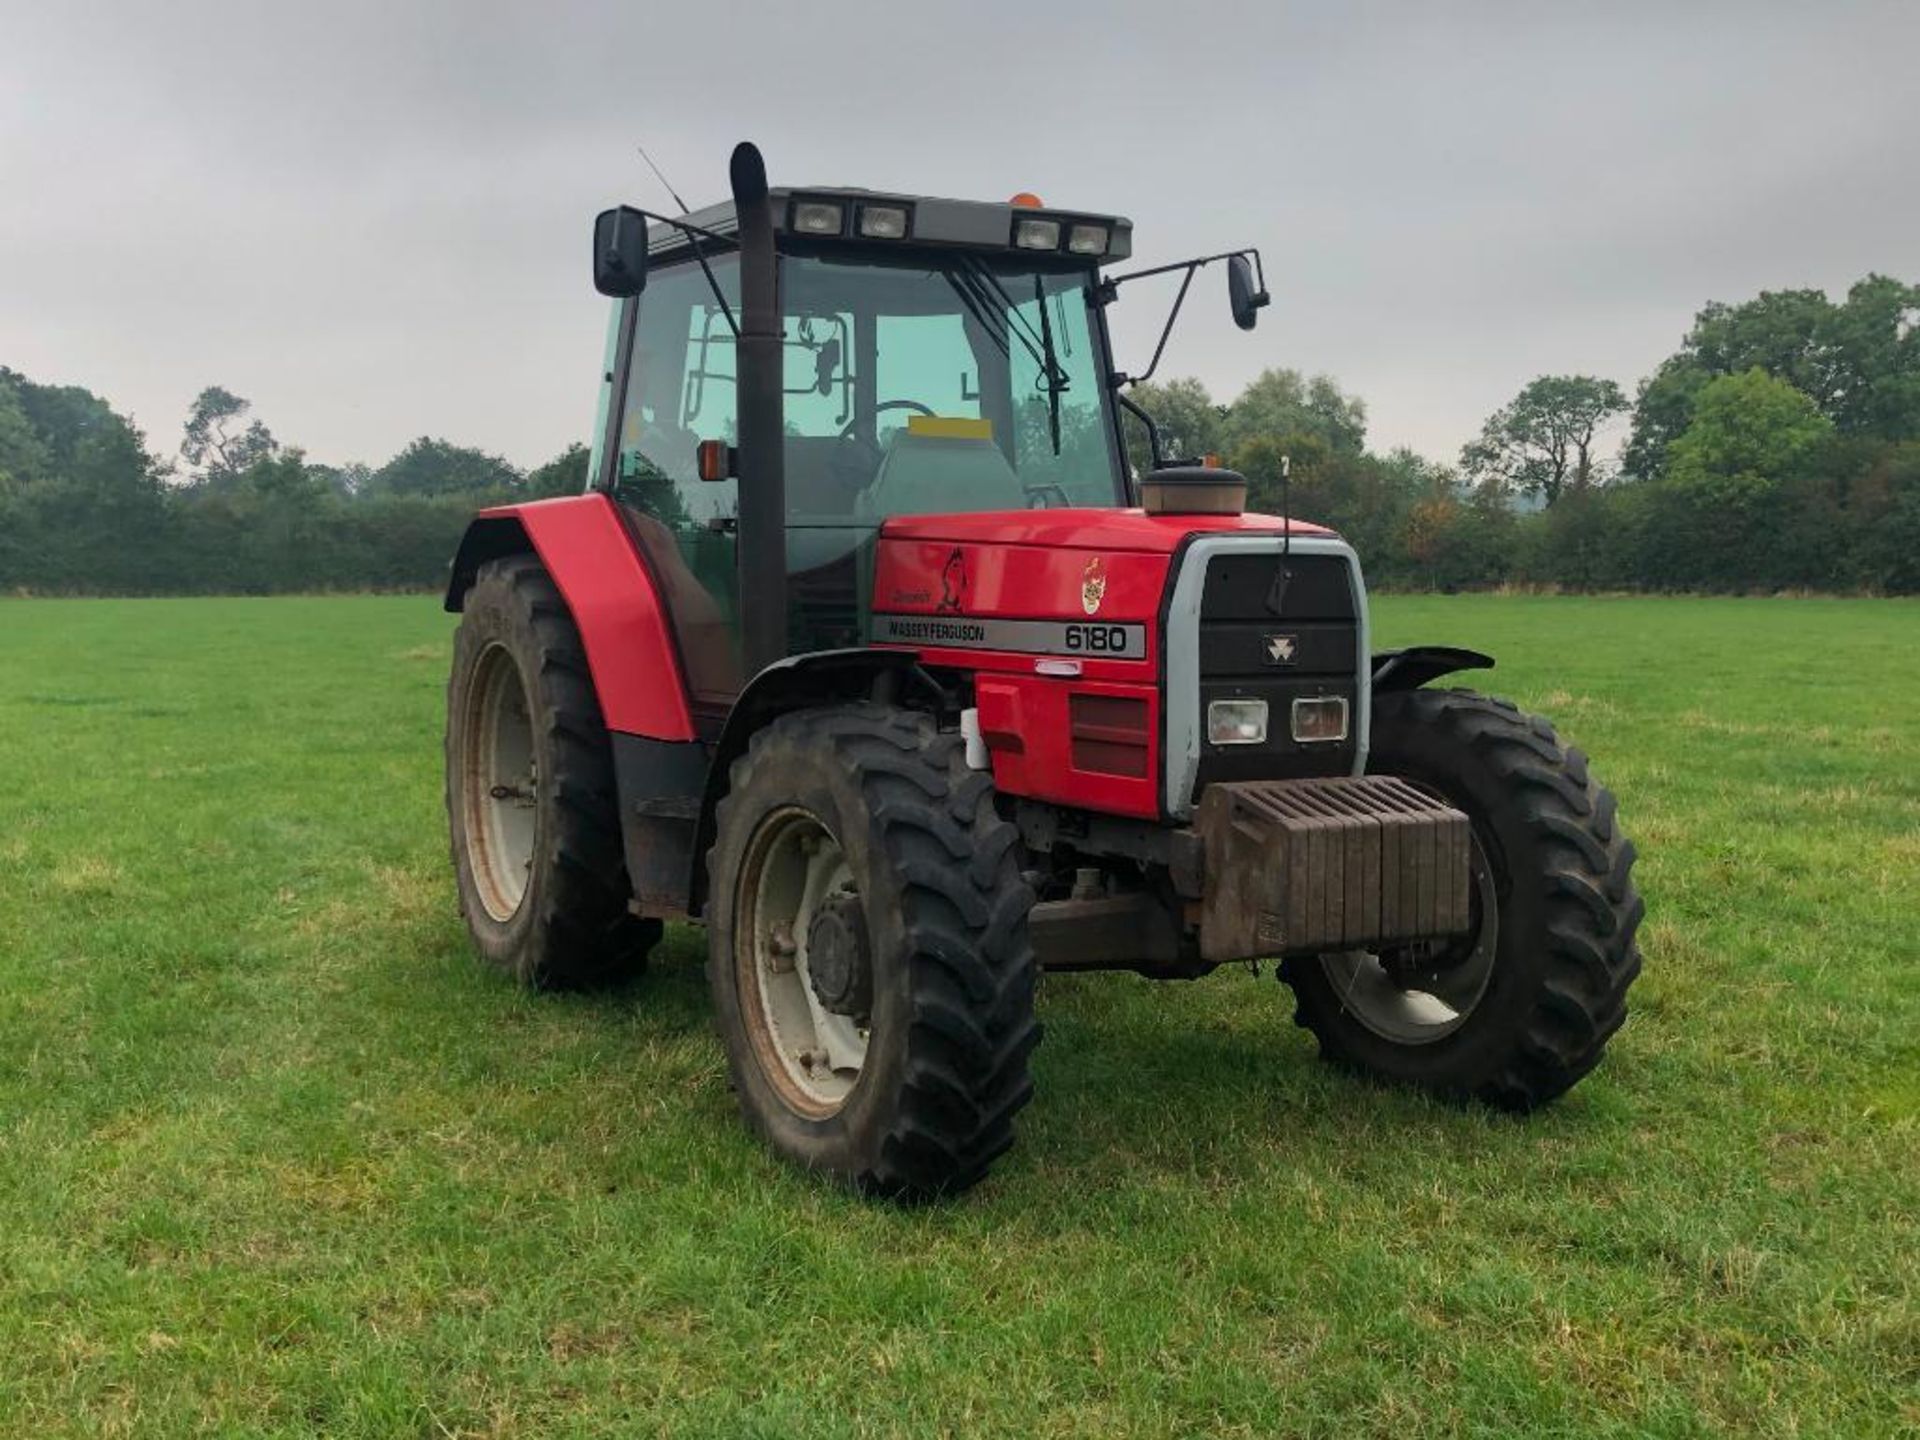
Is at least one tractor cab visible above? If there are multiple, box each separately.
[589,184,1144,719]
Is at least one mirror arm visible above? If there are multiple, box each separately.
[629,206,743,339]
[1100,247,1257,291]
[1124,264,1197,388]
[1099,246,1265,387]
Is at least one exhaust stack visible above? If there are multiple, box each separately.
[730,141,787,678]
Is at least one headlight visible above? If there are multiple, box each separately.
[857,204,909,239]
[791,200,845,235]
[1207,698,1269,746]
[1013,217,1061,250]
[1290,696,1350,743]
[1066,223,1109,256]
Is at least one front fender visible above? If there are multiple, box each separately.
[1371,645,1495,692]
[687,649,943,916]
[444,495,696,742]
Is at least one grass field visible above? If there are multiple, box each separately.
[1,593,1915,1438]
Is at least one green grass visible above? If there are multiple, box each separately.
[1,594,1915,1438]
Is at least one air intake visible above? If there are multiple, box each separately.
[1140,465,1246,516]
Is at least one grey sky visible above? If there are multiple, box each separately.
[3,1,1915,474]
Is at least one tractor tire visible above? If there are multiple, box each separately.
[706,704,1039,1198]
[1281,688,1643,1108]
[445,555,660,988]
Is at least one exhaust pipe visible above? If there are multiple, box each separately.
[729,141,787,678]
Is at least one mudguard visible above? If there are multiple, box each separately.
[444,494,696,741]
[685,649,942,916]
[1370,645,1495,692]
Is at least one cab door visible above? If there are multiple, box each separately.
[604,257,744,726]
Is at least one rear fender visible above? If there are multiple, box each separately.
[444,495,696,742]
[687,650,944,917]
[1371,645,1494,693]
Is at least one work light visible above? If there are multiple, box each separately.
[1066,223,1109,256]
[857,204,909,239]
[1207,699,1269,746]
[791,200,845,235]
[1013,217,1062,250]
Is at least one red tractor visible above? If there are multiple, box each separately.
[443,143,1642,1196]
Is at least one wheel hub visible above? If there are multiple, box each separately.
[806,893,873,1023]
[737,808,870,1117]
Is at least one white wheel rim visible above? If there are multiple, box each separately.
[1320,830,1498,1044]
[737,807,869,1117]
[462,644,538,922]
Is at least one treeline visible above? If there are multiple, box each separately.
[0,378,579,595]
[1125,273,1920,593]
[4,271,1916,596]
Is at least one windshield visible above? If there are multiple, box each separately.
[772,249,1123,515]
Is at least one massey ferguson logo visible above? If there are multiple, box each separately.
[1264,633,1299,665]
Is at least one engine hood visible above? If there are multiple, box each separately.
[878,506,1334,555]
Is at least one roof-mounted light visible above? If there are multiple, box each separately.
[1013,217,1061,250]
[791,200,845,235]
[1066,223,1109,257]
[856,203,910,239]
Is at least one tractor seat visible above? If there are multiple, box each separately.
[857,429,1026,520]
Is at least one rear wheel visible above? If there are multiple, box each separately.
[1282,688,1643,1108]
[707,705,1039,1197]
[446,555,660,988]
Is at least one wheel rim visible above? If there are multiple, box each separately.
[1319,830,1498,1045]
[460,643,538,922]
[736,807,870,1118]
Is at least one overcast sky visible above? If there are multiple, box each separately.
[3,1,1915,473]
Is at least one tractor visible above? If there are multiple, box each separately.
[442,142,1643,1196]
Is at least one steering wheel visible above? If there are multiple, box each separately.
[831,400,940,503]
[837,399,937,441]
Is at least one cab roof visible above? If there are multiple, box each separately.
[647,186,1134,265]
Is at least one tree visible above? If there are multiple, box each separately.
[1121,377,1225,468]
[181,385,278,484]
[1462,375,1627,506]
[367,437,523,498]
[1624,276,1920,477]
[528,442,590,498]
[1664,369,1831,509]
[0,379,50,493]
[1223,368,1366,455]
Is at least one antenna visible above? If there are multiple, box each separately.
[1281,453,1292,557]
[636,142,691,216]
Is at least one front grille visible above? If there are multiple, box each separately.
[1194,552,1358,787]
[1070,693,1150,778]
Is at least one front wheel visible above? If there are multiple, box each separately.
[706,705,1039,1197]
[445,556,659,988]
[1282,688,1644,1108]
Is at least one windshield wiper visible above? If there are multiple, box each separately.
[1032,274,1063,455]
[947,260,1070,457]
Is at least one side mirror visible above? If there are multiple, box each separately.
[593,206,650,297]
[1227,253,1269,332]
[814,337,841,396]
